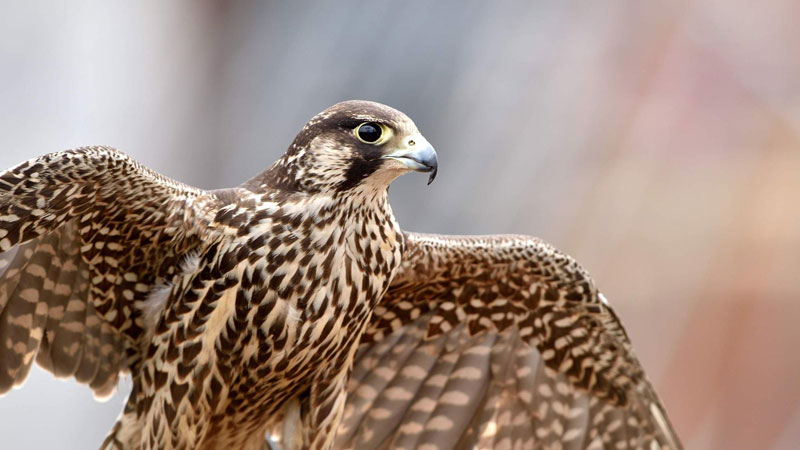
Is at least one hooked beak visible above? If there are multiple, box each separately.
[381,137,438,185]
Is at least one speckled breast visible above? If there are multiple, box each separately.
[213,202,405,426]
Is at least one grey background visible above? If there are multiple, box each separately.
[2,1,800,449]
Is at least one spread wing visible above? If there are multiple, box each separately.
[337,232,682,450]
[0,146,214,398]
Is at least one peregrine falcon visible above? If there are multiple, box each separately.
[0,101,681,449]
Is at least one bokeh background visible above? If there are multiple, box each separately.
[1,1,799,449]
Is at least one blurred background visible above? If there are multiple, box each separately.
[1,1,798,448]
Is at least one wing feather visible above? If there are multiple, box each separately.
[44,229,92,378]
[0,146,216,397]
[0,236,48,387]
[338,232,682,450]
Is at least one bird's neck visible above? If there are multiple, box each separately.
[241,154,306,194]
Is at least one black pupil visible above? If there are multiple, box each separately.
[358,123,382,142]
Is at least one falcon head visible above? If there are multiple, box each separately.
[259,100,438,194]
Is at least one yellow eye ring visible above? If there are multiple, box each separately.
[355,122,389,144]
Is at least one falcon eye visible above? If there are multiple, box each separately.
[355,122,383,144]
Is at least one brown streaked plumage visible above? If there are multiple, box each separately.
[0,100,680,450]
[336,234,681,449]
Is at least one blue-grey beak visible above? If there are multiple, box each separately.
[382,138,438,185]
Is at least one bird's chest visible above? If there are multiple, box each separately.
[193,226,403,450]
[232,211,403,391]
[284,216,403,368]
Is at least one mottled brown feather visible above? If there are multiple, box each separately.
[337,232,682,450]
[0,147,213,398]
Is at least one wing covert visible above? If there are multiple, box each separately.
[0,146,215,397]
[338,232,681,449]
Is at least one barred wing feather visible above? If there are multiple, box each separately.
[0,147,213,398]
[337,232,681,450]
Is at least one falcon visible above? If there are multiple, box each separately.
[0,100,681,449]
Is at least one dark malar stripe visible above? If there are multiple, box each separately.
[338,155,384,191]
